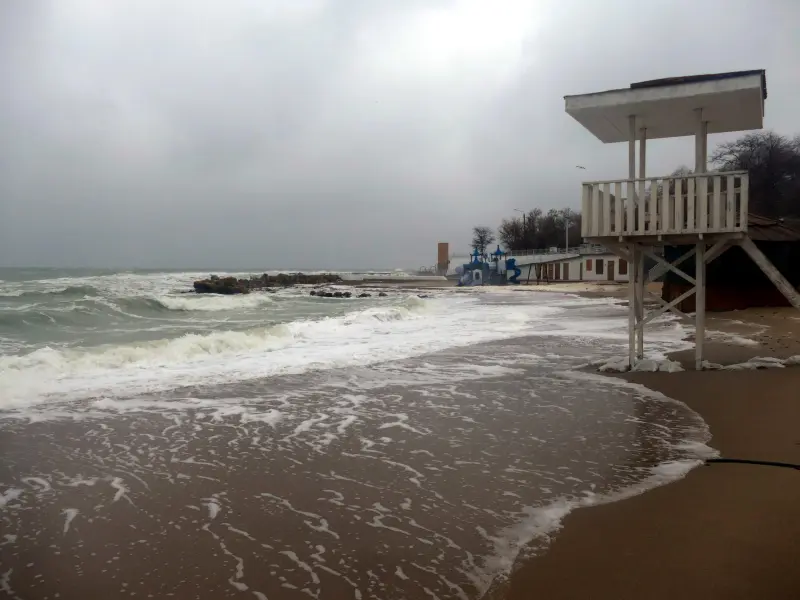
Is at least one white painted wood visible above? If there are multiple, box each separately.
[580,172,749,240]
[637,180,646,233]
[636,249,644,359]
[695,242,705,370]
[698,176,708,231]
[695,109,704,173]
[686,177,696,231]
[649,181,658,232]
[566,72,765,143]
[645,249,696,285]
[701,121,708,172]
[629,116,636,179]
[641,286,697,327]
[739,174,749,229]
[726,175,735,230]
[581,184,591,236]
[646,289,693,323]
[739,237,800,309]
[647,246,696,283]
[704,240,731,265]
[626,181,635,234]
[603,241,631,263]
[639,128,646,179]
[628,244,636,367]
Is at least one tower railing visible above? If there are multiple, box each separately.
[581,171,749,238]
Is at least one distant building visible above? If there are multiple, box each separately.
[436,242,450,276]
[517,249,630,283]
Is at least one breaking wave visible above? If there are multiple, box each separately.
[149,293,275,312]
[0,285,101,299]
[0,295,442,407]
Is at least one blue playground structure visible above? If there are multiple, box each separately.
[456,246,521,286]
[506,258,522,284]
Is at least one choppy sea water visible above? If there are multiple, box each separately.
[0,269,713,599]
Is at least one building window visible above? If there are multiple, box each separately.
[586,259,593,271]
[554,263,561,280]
[618,259,628,275]
[596,259,604,275]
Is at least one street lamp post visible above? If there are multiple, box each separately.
[514,209,526,233]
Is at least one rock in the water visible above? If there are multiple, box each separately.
[358,293,372,298]
[378,292,388,297]
[309,290,318,296]
[193,276,249,295]
[193,272,343,295]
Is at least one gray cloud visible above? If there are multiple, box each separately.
[1,0,799,269]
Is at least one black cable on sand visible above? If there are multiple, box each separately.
[705,458,800,471]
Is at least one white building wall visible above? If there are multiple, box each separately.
[539,253,629,283]
[579,254,629,282]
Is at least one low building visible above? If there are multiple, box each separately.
[522,251,630,283]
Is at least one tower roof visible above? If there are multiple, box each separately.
[565,70,766,143]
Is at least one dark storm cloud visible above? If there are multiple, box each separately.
[1,0,799,269]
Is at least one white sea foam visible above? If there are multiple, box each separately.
[474,456,705,594]
[597,356,685,373]
[153,293,275,312]
[702,354,800,370]
[0,488,23,509]
[0,293,626,413]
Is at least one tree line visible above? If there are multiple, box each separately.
[471,130,800,254]
[472,209,582,254]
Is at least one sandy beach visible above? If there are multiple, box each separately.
[2,275,799,600]
[502,306,800,600]
[0,331,703,600]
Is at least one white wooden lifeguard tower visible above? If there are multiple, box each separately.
[565,70,800,369]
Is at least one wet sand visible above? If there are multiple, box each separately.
[0,329,701,600]
[5,291,798,600]
[503,309,800,600]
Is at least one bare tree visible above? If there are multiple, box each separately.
[710,131,800,217]
[471,226,496,255]
[497,219,524,251]
[496,208,581,251]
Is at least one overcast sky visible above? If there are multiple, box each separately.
[1,0,798,269]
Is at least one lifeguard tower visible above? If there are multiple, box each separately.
[566,70,800,369]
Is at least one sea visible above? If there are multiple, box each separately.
[0,268,714,599]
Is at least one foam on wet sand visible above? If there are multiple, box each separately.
[0,289,711,599]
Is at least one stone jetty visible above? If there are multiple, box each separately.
[193,273,343,295]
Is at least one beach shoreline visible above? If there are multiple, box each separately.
[0,281,708,600]
[3,275,799,599]
[499,300,800,600]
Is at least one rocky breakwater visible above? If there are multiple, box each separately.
[193,273,343,295]
[310,290,388,298]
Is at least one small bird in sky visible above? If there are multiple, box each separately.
[575,165,586,169]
